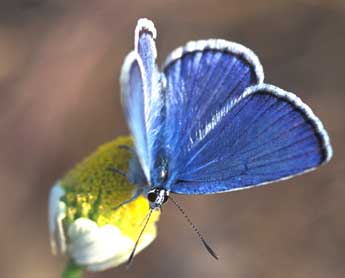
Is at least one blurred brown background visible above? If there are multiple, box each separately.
[0,0,344,277]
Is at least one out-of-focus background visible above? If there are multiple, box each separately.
[0,0,344,277]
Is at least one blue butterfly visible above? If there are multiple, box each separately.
[119,18,332,260]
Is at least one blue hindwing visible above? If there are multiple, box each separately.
[168,84,332,194]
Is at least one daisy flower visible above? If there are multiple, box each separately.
[49,136,160,274]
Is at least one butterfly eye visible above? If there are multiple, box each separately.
[147,191,157,202]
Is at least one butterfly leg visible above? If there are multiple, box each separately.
[112,187,144,210]
[108,166,127,177]
[118,144,134,152]
[110,148,148,210]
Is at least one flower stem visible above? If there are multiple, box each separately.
[62,260,84,278]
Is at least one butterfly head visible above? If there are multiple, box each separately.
[147,188,169,210]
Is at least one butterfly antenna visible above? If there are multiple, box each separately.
[169,195,219,260]
[126,209,153,268]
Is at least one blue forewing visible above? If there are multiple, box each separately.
[121,19,165,184]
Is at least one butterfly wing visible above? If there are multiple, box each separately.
[167,84,332,194]
[162,40,332,194]
[162,39,263,187]
[135,18,158,94]
[120,52,150,179]
[122,26,332,193]
[121,19,164,182]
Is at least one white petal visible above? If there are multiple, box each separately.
[87,233,156,271]
[67,218,156,271]
[48,182,66,254]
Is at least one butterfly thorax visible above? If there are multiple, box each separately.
[127,154,170,209]
[147,164,170,209]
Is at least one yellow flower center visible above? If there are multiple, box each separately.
[60,136,159,241]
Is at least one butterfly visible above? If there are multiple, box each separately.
[119,18,332,260]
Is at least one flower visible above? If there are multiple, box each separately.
[48,136,160,272]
